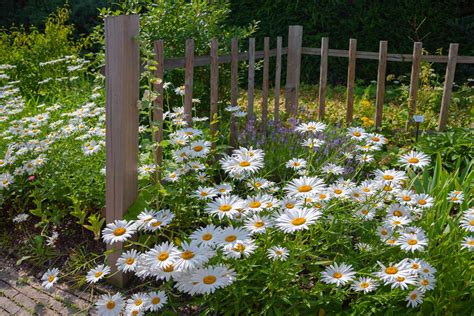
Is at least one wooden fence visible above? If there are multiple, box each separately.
[104,15,473,286]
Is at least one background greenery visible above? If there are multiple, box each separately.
[1,0,473,84]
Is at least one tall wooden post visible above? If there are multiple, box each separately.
[153,40,164,182]
[184,39,194,125]
[437,43,459,132]
[210,38,219,148]
[285,25,303,117]
[406,42,423,131]
[274,36,282,122]
[346,38,357,125]
[105,15,140,287]
[318,37,329,120]
[247,38,255,120]
[375,40,388,129]
[261,37,270,130]
[230,38,239,148]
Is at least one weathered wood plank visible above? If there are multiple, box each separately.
[438,43,459,131]
[184,38,194,125]
[105,14,140,287]
[375,41,388,128]
[285,25,303,116]
[230,38,238,148]
[346,39,357,125]
[406,42,422,130]
[274,36,282,122]
[247,38,255,120]
[210,38,219,148]
[318,37,329,120]
[261,37,270,129]
[153,40,164,181]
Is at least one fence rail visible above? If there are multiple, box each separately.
[104,15,473,286]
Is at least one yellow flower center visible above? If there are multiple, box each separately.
[203,275,217,284]
[333,272,342,279]
[202,233,212,241]
[468,241,474,246]
[408,239,418,245]
[113,227,126,236]
[372,137,380,142]
[163,265,174,272]
[158,252,169,261]
[387,239,396,245]
[385,266,398,275]
[249,201,261,208]
[219,204,232,212]
[291,217,306,226]
[200,192,208,196]
[152,297,161,304]
[381,230,388,236]
[353,131,361,137]
[181,250,195,260]
[361,209,369,215]
[410,293,418,300]
[151,221,162,227]
[360,282,369,288]
[319,194,327,199]
[255,182,262,188]
[95,271,103,278]
[135,299,142,306]
[418,199,426,205]
[239,161,250,167]
[276,250,283,255]
[469,220,474,226]
[412,263,419,269]
[421,279,429,286]
[254,220,264,228]
[286,203,295,209]
[132,311,139,316]
[234,243,246,252]
[403,196,411,201]
[408,157,419,163]
[383,175,394,180]
[225,235,237,242]
[48,275,55,282]
[397,276,405,282]
[334,189,342,194]
[106,301,115,310]
[126,257,135,265]
[298,185,312,193]
[393,210,402,217]
[393,220,401,225]
[362,188,370,192]
[193,145,203,152]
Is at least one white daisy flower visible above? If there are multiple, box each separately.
[396,232,428,252]
[461,236,474,251]
[86,264,111,283]
[406,289,424,308]
[102,220,137,244]
[399,150,430,170]
[174,241,215,271]
[266,246,289,261]
[286,158,307,170]
[190,224,221,247]
[301,138,325,148]
[215,183,233,195]
[205,195,245,219]
[220,152,264,176]
[193,186,218,200]
[0,172,14,189]
[413,193,434,208]
[144,209,174,232]
[447,190,464,204]
[95,293,125,316]
[147,291,167,312]
[275,208,322,233]
[143,241,180,269]
[117,249,140,273]
[215,226,250,247]
[138,164,156,176]
[365,133,387,145]
[321,163,344,175]
[176,265,236,295]
[188,140,211,158]
[12,213,29,223]
[41,268,60,289]
[385,216,412,229]
[375,261,411,283]
[126,292,149,311]
[347,127,366,140]
[321,262,356,287]
[386,204,410,218]
[243,214,272,234]
[244,194,271,213]
[350,277,378,293]
[223,239,257,259]
[355,206,376,220]
[295,121,326,134]
[285,176,326,198]
[417,274,436,292]
[374,169,407,185]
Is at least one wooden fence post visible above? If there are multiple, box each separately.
[261,37,270,130]
[184,39,194,125]
[210,38,219,148]
[230,38,238,147]
[153,40,164,182]
[346,38,357,125]
[318,37,329,120]
[105,14,140,287]
[437,43,459,131]
[285,25,303,117]
[406,42,423,131]
[247,38,255,121]
[375,40,388,129]
[274,36,282,122]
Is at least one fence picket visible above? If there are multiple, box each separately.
[274,36,282,122]
[184,39,194,125]
[230,38,238,147]
[153,40,164,181]
[375,41,388,128]
[438,43,459,131]
[262,37,270,129]
[285,25,303,116]
[210,39,219,148]
[104,15,140,287]
[248,38,256,120]
[406,42,423,130]
[346,39,357,125]
[318,37,329,120]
